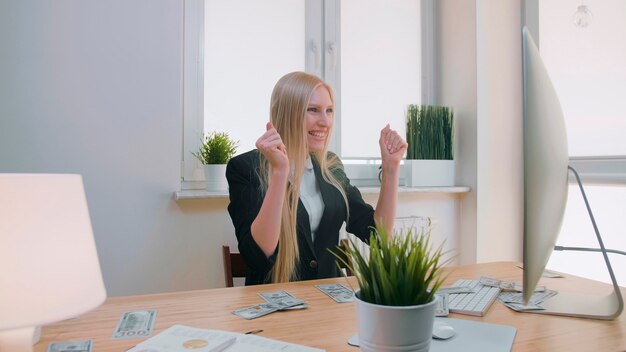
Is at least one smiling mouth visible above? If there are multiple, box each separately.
[309,131,326,138]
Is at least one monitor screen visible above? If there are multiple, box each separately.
[521,27,569,305]
[521,26,622,320]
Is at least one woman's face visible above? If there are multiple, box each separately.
[305,85,334,153]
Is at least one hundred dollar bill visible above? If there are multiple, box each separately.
[498,280,518,291]
[112,310,157,340]
[479,276,503,288]
[259,290,307,310]
[501,301,545,312]
[47,340,92,352]
[480,276,546,292]
[232,303,279,319]
[315,283,354,303]
[499,289,558,305]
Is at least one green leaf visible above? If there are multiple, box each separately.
[405,104,454,160]
[328,226,451,306]
[192,131,239,164]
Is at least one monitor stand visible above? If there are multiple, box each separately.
[528,166,624,320]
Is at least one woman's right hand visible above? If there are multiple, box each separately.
[251,122,289,258]
[256,122,289,173]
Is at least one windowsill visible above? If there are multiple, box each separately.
[358,186,471,195]
[174,186,471,201]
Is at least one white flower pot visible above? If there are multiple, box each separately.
[404,160,455,187]
[203,164,228,191]
[354,291,437,352]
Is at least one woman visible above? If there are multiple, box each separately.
[226,72,407,285]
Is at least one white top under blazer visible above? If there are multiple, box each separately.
[299,158,325,242]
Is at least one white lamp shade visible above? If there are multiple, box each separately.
[0,174,107,331]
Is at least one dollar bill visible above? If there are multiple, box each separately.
[112,310,157,340]
[434,293,449,317]
[315,283,354,303]
[47,340,92,352]
[258,290,307,310]
[232,303,279,319]
[532,289,557,302]
[512,283,546,292]
[499,289,558,305]
[501,301,545,311]
[479,276,546,293]
[498,280,518,291]
[479,276,503,288]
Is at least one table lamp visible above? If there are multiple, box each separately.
[0,174,107,352]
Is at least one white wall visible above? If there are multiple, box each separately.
[475,0,523,262]
[437,0,479,264]
[0,0,236,296]
[437,0,524,264]
[0,0,462,296]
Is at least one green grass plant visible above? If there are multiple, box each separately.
[332,227,450,306]
[406,105,454,160]
[193,131,238,165]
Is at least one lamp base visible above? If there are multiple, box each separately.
[0,326,35,352]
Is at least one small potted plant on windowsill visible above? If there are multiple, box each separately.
[193,131,238,191]
[405,104,455,187]
[332,227,449,352]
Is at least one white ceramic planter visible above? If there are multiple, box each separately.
[354,291,437,352]
[404,160,455,187]
[203,164,228,191]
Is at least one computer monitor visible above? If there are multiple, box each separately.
[521,27,623,320]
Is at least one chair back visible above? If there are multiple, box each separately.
[223,240,353,287]
[222,245,246,287]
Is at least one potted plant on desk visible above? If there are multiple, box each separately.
[405,104,455,187]
[193,131,238,191]
[333,227,449,352]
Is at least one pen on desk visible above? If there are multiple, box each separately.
[245,329,263,335]
[208,336,237,352]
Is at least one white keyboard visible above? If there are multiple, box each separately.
[447,279,501,316]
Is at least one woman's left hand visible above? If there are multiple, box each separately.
[379,124,407,169]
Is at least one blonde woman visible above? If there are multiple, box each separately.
[226,72,407,285]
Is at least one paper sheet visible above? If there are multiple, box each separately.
[128,324,324,352]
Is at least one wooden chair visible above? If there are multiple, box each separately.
[222,240,353,287]
[222,245,246,287]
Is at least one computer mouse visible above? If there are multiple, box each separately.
[432,322,456,340]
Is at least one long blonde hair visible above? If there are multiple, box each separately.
[259,72,349,283]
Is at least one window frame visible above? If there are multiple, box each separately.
[182,0,205,190]
[523,0,626,186]
[569,157,626,185]
[181,0,436,190]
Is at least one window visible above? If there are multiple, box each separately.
[540,1,626,157]
[203,0,305,154]
[182,0,426,188]
[340,0,421,157]
[536,0,626,285]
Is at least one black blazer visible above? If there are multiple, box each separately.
[226,150,376,285]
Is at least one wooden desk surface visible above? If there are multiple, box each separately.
[34,262,626,351]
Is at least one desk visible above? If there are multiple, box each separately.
[34,262,625,351]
